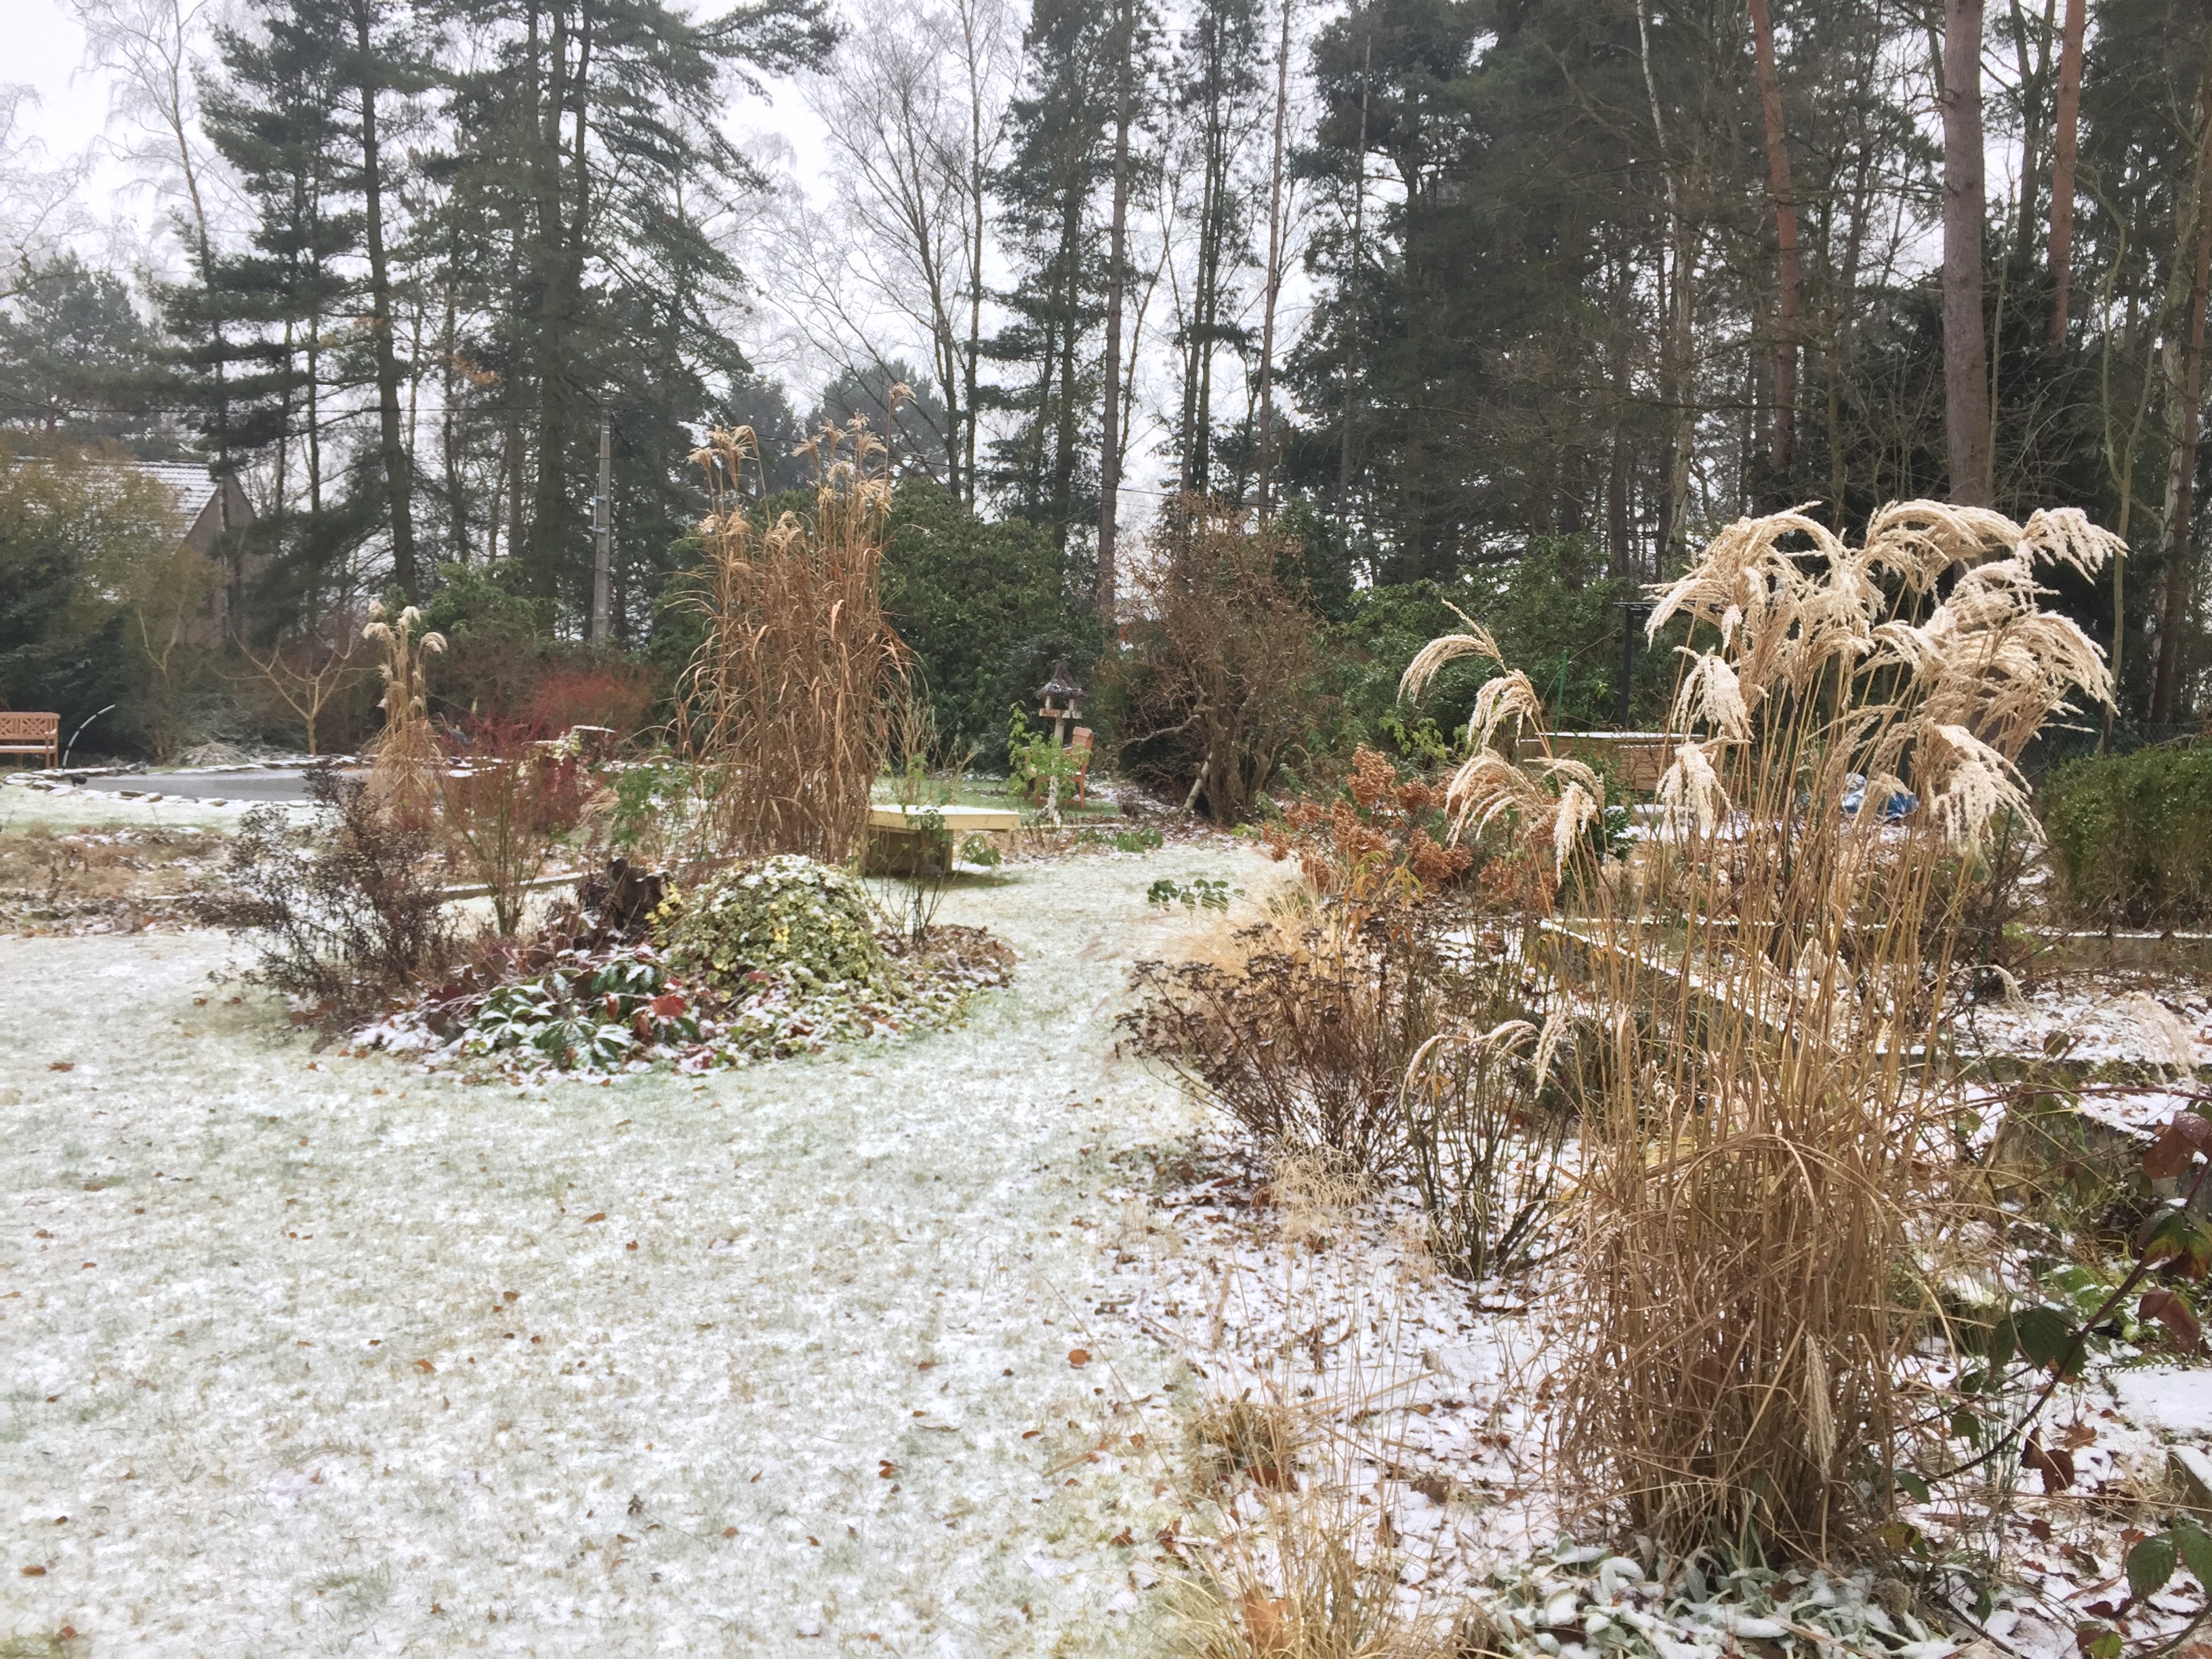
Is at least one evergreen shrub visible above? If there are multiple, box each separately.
[657,855,891,996]
[2041,743,2212,926]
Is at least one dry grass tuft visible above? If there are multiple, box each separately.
[1193,1397,1307,1493]
[1166,1335,1456,1659]
[1273,1149,1372,1253]
[1162,1530,1444,1659]
[1402,501,2121,1556]
[676,420,909,866]
[362,602,445,811]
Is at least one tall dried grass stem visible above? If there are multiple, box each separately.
[674,419,909,865]
[1402,500,2121,1554]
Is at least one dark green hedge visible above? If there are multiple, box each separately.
[2041,743,2212,926]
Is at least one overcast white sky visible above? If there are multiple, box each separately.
[7,0,835,350]
[18,1,137,237]
[5,0,1212,510]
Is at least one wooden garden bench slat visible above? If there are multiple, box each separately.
[0,712,59,767]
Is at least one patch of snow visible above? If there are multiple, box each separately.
[2107,1366,2212,1439]
[1953,975,2212,1069]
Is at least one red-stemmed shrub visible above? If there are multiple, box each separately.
[434,722,597,937]
[525,660,659,741]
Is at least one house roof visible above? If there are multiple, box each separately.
[132,462,224,520]
[9,455,255,552]
[123,462,253,550]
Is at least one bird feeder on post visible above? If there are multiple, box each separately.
[1036,661,1084,825]
[1616,599,1653,730]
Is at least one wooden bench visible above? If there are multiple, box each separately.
[0,712,59,768]
[1517,731,1682,794]
[865,804,1022,874]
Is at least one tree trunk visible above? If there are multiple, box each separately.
[962,0,989,509]
[2008,0,2056,266]
[1747,0,1801,478]
[353,0,419,600]
[1097,0,1134,623]
[1940,0,1992,507]
[1047,180,1083,548]
[1336,34,1371,532]
[1637,2,1694,565]
[529,0,579,601]
[1254,0,1292,522]
[2047,0,2086,350]
[441,231,469,562]
[2151,83,2212,724]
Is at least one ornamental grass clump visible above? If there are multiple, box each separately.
[676,421,908,865]
[363,601,445,811]
[1401,501,2121,1555]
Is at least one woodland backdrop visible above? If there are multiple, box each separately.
[1,0,2207,762]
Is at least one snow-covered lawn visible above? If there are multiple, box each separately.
[12,795,2212,1659]
[0,848,1271,1654]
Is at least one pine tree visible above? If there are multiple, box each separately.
[441,0,836,617]
[987,0,1114,552]
[1170,0,1263,501]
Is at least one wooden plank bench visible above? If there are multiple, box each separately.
[865,804,1022,874]
[1517,731,1682,794]
[0,712,59,768]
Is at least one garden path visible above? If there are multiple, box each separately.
[0,846,1267,1655]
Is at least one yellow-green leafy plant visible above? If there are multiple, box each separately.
[1402,502,2121,1554]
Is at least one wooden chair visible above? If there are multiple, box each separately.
[1070,727,1093,805]
[0,712,60,769]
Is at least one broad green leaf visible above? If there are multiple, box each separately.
[2014,1305,2078,1372]
[2127,1532,2177,1599]
[2175,1521,2212,1589]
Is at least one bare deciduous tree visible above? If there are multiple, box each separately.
[234,613,373,758]
[0,87,91,302]
[794,0,1017,505]
[68,0,226,272]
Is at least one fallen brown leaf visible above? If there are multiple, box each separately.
[2026,1431,2076,1492]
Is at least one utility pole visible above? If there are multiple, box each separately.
[590,407,612,644]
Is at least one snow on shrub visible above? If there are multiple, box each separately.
[359,855,1015,1080]
[657,854,891,996]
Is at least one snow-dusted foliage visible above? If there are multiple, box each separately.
[660,854,891,996]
